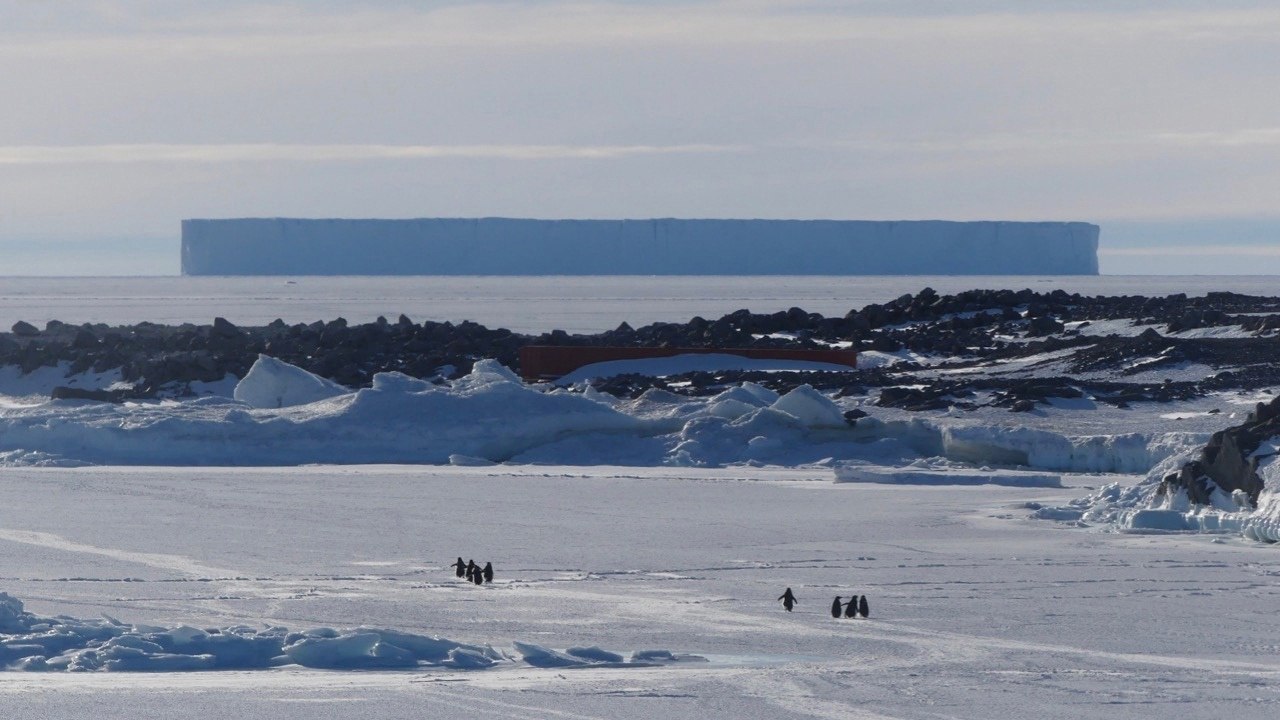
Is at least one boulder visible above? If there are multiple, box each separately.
[211,316,242,338]
[1159,396,1279,506]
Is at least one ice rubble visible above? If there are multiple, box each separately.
[0,360,645,466]
[233,354,348,408]
[0,356,1204,474]
[508,642,703,668]
[5,354,1277,540]
[834,461,1061,488]
[0,592,691,672]
[1030,446,1280,543]
[939,425,1196,474]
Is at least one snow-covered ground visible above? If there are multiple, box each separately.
[3,277,1280,717]
[1,464,1277,718]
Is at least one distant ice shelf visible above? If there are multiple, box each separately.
[180,218,1100,276]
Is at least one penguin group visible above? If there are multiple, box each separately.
[453,557,494,585]
[830,594,869,619]
[777,589,871,618]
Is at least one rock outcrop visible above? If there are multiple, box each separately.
[1159,397,1280,506]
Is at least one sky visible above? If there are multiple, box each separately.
[1,0,1279,275]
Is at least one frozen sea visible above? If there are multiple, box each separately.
[0,466,1277,718]
[0,275,1278,718]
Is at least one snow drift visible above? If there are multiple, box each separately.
[0,356,1203,472]
[233,354,348,408]
[181,218,1101,275]
[0,592,692,672]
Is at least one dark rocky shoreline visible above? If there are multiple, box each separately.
[6,287,1280,410]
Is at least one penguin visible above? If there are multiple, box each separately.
[482,562,494,583]
[844,595,859,618]
[858,595,869,618]
[778,587,797,612]
[465,559,477,582]
[831,596,843,618]
[452,557,466,578]
[472,568,483,585]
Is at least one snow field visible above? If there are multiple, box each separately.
[0,465,1277,718]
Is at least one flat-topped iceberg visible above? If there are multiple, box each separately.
[181,218,1100,275]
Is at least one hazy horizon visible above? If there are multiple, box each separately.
[4,217,1280,276]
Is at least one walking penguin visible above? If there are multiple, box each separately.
[831,596,843,618]
[844,595,859,618]
[465,559,477,582]
[452,557,466,578]
[482,562,494,583]
[858,595,869,618]
[778,587,797,612]
[472,567,483,585]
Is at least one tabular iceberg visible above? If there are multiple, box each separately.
[181,218,1100,276]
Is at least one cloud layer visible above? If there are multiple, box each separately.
[1,1,1277,273]
[0,143,741,164]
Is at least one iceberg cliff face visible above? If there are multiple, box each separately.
[181,218,1100,276]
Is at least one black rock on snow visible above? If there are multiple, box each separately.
[6,288,1280,407]
[1158,396,1280,507]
